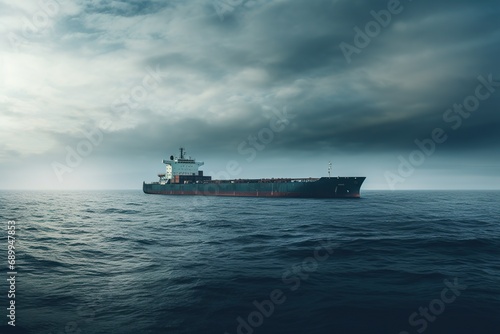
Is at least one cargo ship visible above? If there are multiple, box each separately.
[143,148,365,198]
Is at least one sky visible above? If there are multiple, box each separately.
[0,0,499,190]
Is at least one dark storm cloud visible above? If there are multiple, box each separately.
[80,0,170,17]
[99,0,498,158]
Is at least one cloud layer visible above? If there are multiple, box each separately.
[1,0,499,189]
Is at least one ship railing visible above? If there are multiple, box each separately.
[198,177,320,184]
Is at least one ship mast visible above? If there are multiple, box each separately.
[179,147,185,159]
[328,161,332,178]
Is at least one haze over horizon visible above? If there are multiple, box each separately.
[1,0,499,190]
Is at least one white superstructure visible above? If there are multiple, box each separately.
[160,148,204,183]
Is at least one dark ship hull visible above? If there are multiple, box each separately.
[143,177,365,198]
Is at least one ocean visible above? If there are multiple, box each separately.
[0,190,499,334]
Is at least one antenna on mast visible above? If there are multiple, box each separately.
[328,161,332,178]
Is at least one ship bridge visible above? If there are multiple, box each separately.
[159,147,208,184]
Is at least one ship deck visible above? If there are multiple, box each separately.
[146,176,363,185]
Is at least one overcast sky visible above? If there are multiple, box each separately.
[1,0,499,190]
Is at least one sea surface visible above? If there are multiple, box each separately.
[0,190,499,334]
